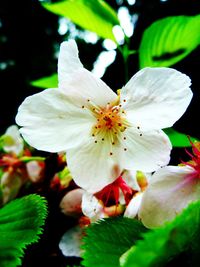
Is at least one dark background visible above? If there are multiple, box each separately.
[0,0,200,266]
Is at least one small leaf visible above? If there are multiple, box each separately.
[121,200,200,267]
[164,128,198,147]
[82,217,147,267]
[139,15,200,68]
[31,73,58,88]
[42,0,119,42]
[0,194,48,267]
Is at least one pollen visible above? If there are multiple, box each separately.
[91,104,129,145]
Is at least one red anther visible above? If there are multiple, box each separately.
[181,137,200,178]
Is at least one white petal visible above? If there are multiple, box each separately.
[124,192,143,218]
[59,226,83,257]
[16,88,95,152]
[58,40,117,107]
[58,40,83,87]
[119,127,172,172]
[82,192,104,222]
[121,67,192,131]
[67,138,122,193]
[139,165,200,228]
[60,68,117,108]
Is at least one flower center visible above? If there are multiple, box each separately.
[91,104,129,144]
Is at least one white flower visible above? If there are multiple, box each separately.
[138,165,200,228]
[16,40,192,193]
[138,141,200,228]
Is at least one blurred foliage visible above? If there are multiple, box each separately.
[31,73,58,88]
[43,0,119,42]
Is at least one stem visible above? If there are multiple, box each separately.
[116,44,129,83]
[20,156,46,163]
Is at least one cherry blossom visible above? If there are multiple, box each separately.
[16,40,192,193]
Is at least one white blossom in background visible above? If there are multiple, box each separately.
[118,7,134,37]
[59,226,83,257]
[139,141,200,228]
[0,171,23,204]
[16,40,192,193]
[2,125,24,156]
[60,188,84,217]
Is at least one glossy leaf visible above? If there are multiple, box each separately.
[139,15,200,68]
[42,0,119,42]
[0,194,48,267]
[164,128,198,147]
[82,217,147,267]
[31,73,58,88]
[121,200,200,267]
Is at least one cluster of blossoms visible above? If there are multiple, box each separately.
[15,39,194,234]
[0,125,45,205]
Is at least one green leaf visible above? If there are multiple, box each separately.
[31,73,58,88]
[82,217,147,267]
[164,128,198,147]
[120,200,200,267]
[139,15,200,68]
[0,194,48,267]
[42,0,119,42]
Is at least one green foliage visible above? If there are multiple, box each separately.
[164,128,197,147]
[31,73,58,89]
[121,200,200,267]
[82,217,147,267]
[42,0,119,42]
[0,194,48,267]
[139,15,200,68]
